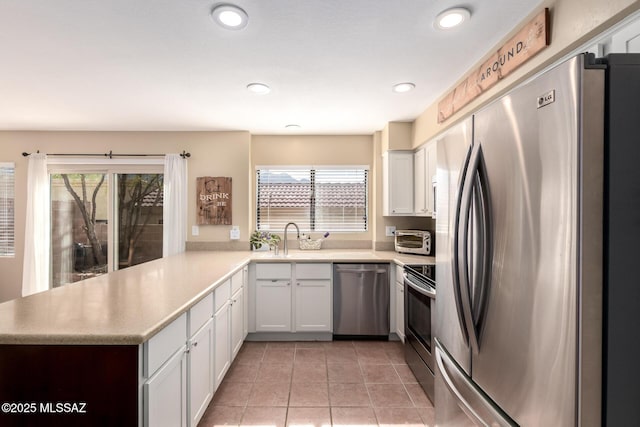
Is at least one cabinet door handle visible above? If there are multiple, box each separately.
[192,341,198,347]
[296,282,300,286]
[287,282,291,286]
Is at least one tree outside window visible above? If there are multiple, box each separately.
[50,172,163,287]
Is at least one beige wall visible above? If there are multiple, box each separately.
[381,122,413,152]
[0,131,251,302]
[412,0,640,147]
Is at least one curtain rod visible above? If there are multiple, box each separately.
[22,150,191,159]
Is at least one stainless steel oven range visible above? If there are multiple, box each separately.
[403,264,436,403]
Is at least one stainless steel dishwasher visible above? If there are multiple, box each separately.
[333,263,390,338]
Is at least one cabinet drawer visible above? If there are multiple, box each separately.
[231,269,244,293]
[296,263,331,279]
[189,292,213,335]
[255,263,291,279]
[145,312,187,378]
[214,279,231,312]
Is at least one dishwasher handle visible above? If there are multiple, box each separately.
[335,267,388,274]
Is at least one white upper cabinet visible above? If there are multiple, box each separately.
[383,151,414,216]
[414,141,437,218]
[414,147,428,216]
[611,18,640,53]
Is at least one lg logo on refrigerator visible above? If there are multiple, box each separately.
[537,90,556,108]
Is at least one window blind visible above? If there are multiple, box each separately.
[256,166,368,232]
[0,163,15,257]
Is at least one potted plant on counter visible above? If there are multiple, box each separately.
[250,231,281,251]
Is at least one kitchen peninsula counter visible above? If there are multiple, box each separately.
[0,250,433,345]
[0,249,433,426]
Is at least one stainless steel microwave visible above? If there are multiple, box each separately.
[394,230,432,255]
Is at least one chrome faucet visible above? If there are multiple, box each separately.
[283,222,300,256]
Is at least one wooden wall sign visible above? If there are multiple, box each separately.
[438,8,550,123]
[197,177,232,225]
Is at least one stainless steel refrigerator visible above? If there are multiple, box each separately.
[434,54,608,426]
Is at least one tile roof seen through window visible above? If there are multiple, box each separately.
[140,189,163,207]
[258,183,365,208]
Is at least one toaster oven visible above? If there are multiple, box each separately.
[394,230,433,255]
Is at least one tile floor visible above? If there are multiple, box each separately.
[198,341,434,427]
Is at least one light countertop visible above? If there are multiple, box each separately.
[251,249,432,264]
[0,250,434,345]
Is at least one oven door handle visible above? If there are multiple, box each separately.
[404,275,436,299]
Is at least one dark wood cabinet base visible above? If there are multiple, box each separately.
[0,345,138,427]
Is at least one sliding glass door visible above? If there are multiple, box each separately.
[50,168,163,288]
[116,173,164,270]
[51,173,108,287]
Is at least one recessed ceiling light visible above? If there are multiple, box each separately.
[211,4,249,30]
[285,124,301,129]
[246,83,271,94]
[435,7,470,30]
[392,82,416,93]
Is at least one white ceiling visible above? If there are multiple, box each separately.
[0,0,542,134]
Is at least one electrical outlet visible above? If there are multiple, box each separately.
[192,225,199,236]
[230,226,240,240]
[385,226,396,237]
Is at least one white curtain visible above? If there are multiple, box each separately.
[22,153,50,296]
[163,154,187,257]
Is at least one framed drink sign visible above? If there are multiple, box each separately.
[196,177,232,225]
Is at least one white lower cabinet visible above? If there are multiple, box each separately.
[214,301,231,388]
[242,266,249,338]
[214,273,247,388]
[254,262,331,333]
[144,265,248,427]
[231,286,244,358]
[145,346,188,427]
[395,282,405,342]
[255,279,292,331]
[295,279,331,331]
[144,313,188,427]
[395,265,405,342]
[188,318,214,427]
[214,282,232,388]
[230,268,246,359]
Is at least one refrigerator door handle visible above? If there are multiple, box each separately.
[457,143,484,353]
[452,143,474,345]
[470,143,492,342]
[435,339,517,427]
